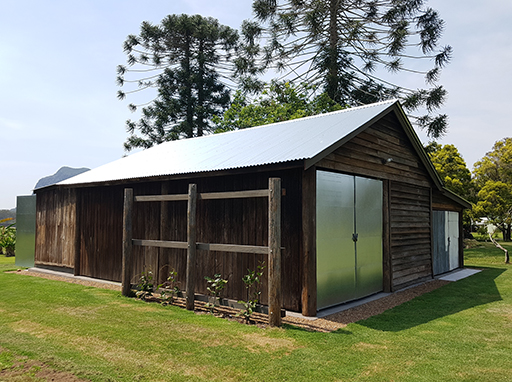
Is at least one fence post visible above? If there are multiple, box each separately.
[186,183,198,310]
[122,188,133,297]
[268,178,282,327]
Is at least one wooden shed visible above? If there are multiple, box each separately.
[34,100,470,316]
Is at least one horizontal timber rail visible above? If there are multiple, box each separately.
[133,239,271,255]
[134,188,285,203]
[122,178,283,327]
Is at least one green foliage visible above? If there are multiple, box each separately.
[425,142,475,228]
[0,219,16,257]
[425,142,473,198]
[473,138,512,241]
[135,269,154,300]
[473,138,512,187]
[204,273,228,313]
[214,82,345,132]
[238,261,265,322]
[158,269,180,305]
[245,0,452,137]
[473,181,512,241]
[118,14,239,151]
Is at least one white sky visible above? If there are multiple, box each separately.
[1,0,511,209]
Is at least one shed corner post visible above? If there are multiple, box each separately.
[268,177,282,327]
[122,188,134,297]
[186,183,198,311]
[302,167,317,316]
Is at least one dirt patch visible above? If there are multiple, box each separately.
[15,269,450,332]
[0,358,87,382]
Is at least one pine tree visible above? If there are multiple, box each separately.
[245,0,452,138]
[117,14,239,150]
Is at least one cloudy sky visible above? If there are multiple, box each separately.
[1,0,511,209]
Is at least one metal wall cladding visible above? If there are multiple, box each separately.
[15,195,36,268]
[433,211,459,275]
[316,171,383,310]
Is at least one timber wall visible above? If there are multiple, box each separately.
[317,112,434,290]
[35,188,76,269]
[35,168,303,312]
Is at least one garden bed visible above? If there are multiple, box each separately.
[16,269,449,332]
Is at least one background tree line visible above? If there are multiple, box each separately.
[427,138,512,241]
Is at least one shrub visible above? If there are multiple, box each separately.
[0,219,15,257]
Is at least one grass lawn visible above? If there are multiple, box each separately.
[0,242,511,381]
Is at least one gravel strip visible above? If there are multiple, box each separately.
[13,269,449,332]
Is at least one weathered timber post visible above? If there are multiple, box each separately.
[301,167,317,316]
[186,183,198,310]
[268,177,282,327]
[159,182,170,283]
[122,188,133,297]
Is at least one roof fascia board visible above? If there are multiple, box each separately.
[304,103,397,170]
[440,187,472,209]
[390,103,444,190]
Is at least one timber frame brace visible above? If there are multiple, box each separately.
[121,178,284,327]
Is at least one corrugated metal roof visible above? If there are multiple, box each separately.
[56,100,399,187]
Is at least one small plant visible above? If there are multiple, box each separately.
[237,261,265,323]
[158,269,180,305]
[0,218,16,257]
[136,269,154,301]
[204,273,228,313]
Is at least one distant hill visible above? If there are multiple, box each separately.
[0,209,16,226]
[34,166,90,190]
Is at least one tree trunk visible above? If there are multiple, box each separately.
[504,224,511,242]
[326,0,339,101]
[489,233,510,264]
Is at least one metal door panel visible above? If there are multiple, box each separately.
[316,171,383,310]
[432,211,448,275]
[447,211,459,271]
[354,177,383,299]
[316,171,355,309]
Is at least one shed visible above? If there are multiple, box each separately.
[34,100,470,316]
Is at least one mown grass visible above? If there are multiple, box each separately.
[0,243,511,381]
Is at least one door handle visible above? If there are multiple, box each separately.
[352,233,358,242]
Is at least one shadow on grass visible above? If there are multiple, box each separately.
[357,267,506,332]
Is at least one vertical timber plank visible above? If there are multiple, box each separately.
[73,189,81,276]
[301,167,317,316]
[186,183,197,310]
[268,177,282,327]
[122,188,133,297]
